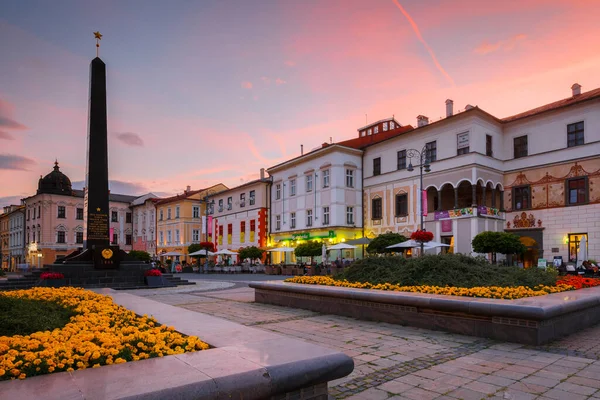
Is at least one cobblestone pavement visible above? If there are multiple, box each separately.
[132,282,600,400]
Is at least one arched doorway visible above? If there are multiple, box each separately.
[518,236,539,268]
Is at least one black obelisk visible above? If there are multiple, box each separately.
[83,57,110,251]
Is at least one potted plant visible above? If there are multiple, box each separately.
[39,272,66,288]
[144,269,167,287]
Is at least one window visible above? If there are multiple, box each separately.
[76,208,84,220]
[175,206,180,219]
[57,231,66,244]
[159,231,164,244]
[159,210,163,221]
[367,129,372,135]
[111,211,118,222]
[126,212,132,223]
[227,197,232,210]
[373,157,381,176]
[167,230,172,243]
[567,121,584,147]
[290,179,296,196]
[457,132,469,155]
[167,208,172,220]
[568,233,588,263]
[112,233,118,245]
[346,207,354,225]
[306,209,313,226]
[192,229,200,242]
[276,215,281,231]
[425,141,437,162]
[192,206,200,218]
[218,199,224,212]
[32,231,35,243]
[290,212,296,229]
[486,135,493,157]
[322,170,330,188]
[76,232,83,244]
[390,121,395,129]
[513,135,528,158]
[240,193,246,207]
[374,126,379,134]
[27,209,30,220]
[249,190,255,205]
[323,207,330,225]
[383,122,388,131]
[276,184,281,200]
[567,177,587,205]
[306,175,313,192]
[397,150,406,170]
[126,234,132,245]
[395,194,408,216]
[360,131,366,137]
[57,206,66,219]
[513,186,531,210]
[175,229,180,243]
[38,206,40,218]
[346,169,354,188]
[32,207,36,219]
[372,198,382,219]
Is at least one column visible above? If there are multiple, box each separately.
[482,187,486,207]
[437,189,442,211]
[454,187,458,209]
[491,189,496,208]
[499,191,505,211]
[471,184,477,207]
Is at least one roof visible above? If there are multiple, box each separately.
[502,87,600,123]
[356,117,402,132]
[267,143,363,173]
[207,178,271,197]
[71,190,137,203]
[154,184,228,205]
[337,125,414,149]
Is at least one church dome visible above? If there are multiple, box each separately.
[37,161,73,195]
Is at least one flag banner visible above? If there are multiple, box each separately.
[422,190,428,217]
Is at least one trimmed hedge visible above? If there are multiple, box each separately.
[0,295,77,337]
[339,254,557,289]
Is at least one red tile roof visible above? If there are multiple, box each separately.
[503,87,600,123]
[155,189,204,205]
[336,125,414,149]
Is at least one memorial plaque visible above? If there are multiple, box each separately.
[87,212,108,240]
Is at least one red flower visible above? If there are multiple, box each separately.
[557,275,600,289]
[40,272,65,280]
[411,230,434,243]
[144,269,162,277]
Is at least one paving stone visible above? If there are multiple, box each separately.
[464,380,502,395]
[401,387,440,400]
[494,389,537,400]
[554,381,597,396]
[542,388,589,400]
[376,380,414,394]
[477,374,516,388]
[446,387,489,400]
[519,375,560,388]
[507,381,547,395]
[566,375,600,389]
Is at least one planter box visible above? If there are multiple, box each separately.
[145,276,168,288]
[182,266,194,273]
[40,279,66,288]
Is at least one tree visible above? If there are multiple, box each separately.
[367,233,408,254]
[128,250,151,262]
[188,243,203,255]
[238,246,264,266]
[199,241,216,252]
[294,241,323,264]
[472,231,527,263]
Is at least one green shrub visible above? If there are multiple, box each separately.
[128,250,151,262]
[0,296,77,336]
[339,253,557,288]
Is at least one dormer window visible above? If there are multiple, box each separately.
[360,131,366,137]
[367,129,372,135]
[383,122,388,131]
[374,126,379,134]
[390,121,395,129]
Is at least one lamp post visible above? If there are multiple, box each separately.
[203,191,216,271]
[406,146,432,256]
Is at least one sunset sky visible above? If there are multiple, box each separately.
[1,0,600,208]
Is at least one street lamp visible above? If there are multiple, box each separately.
[203,191,217,271]
[37,252,42,269]
[406,145,432,256]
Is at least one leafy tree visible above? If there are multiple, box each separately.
[472,231,527,263]
[128,250,151,262]
[188,243,202,255]
[294,241,323,264]
[199,241,216,252]
[238,246,264,266]
[367,233,408,254]
[188,242,215,265]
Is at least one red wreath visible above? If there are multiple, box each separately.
[411,230,434,242]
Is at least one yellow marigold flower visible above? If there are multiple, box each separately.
[18,373,26,380]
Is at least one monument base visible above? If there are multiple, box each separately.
[48,262,150,288]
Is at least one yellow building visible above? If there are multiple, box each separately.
[156,184,228,264]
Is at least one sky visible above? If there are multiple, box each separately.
[1,0,600,208]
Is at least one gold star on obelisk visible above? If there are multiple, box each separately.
[96,207,101,212]
[93,31,102,57]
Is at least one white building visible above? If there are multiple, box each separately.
[267,144,364,262]
[130,193,159,257]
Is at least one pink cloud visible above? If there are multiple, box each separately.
[284,60,296,67]
[474,34,527,55]
[260,76,271,84]
[0,130,15,140]
[241,81,253,89]
[275,78,286,85]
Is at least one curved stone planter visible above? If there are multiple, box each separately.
[250,281,600,346]
[0,289,353,400]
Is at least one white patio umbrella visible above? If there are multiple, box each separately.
[161,251,184,257]
[188,249,215,257]
[213,249,238,256]
[387,240,450,250]
[327,243,357,250]
[577,236,587,268]
[267,247,295,252]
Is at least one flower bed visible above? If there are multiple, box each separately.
[39,272,64,280]
[144,269,162,277]
[284,275,589,300]
[0,287,209,381]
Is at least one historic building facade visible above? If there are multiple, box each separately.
[1,205,26,271]
[155,184,227,264]
[209,170,271,252]
[267,144,364,262]
[130,193,159,257]
[21,162,137,266]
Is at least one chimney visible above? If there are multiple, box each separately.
[186,185,191,193]
[301,144,304,155]
[260,168,265,179]
[465,104,474,110]
[572,83,581,96]
[417,115,429,127]
[445,99,454,117]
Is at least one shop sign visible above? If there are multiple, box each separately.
[477,206,501,218]
[441,220,452,232]
[292,232,311,240]
[434,207,474,220]
[457,132,469,149]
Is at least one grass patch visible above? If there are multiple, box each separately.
[0,296,77,337]
[339,254,558,288]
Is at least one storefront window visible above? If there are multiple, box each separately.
[441,236,454,254]
[568,233,587,263]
